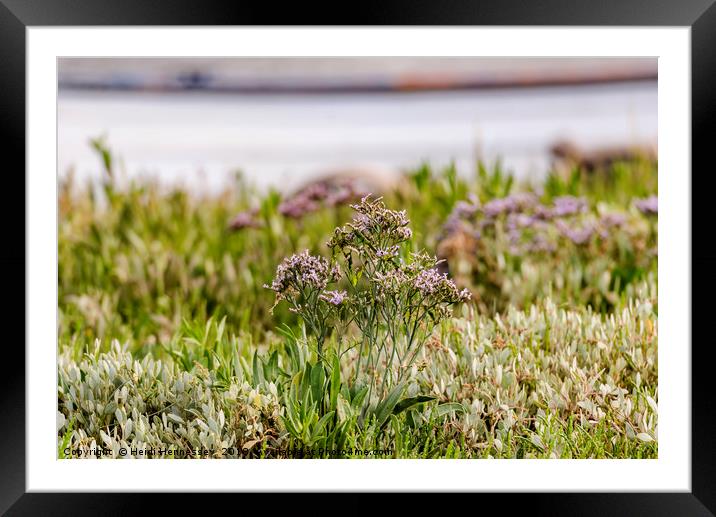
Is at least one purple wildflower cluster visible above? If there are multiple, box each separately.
[376,245,400,259]
[278,178,366,219]
[441,192,651,250]
[264,250,340,296]
[599,212,627,228]
[351,197,410,234]
[371,252,470,306]
[550,196,589,217]
[265,251,347,351]
[228,208,262,231]
[434,190,657,314]
[555,219,596,245]
[414,268,471,302]
[452,199,480,219]
[634,195,658,215]
[483,193,538,218]
[319,289,348,306]
[506,213,540,231]
[328,195,413,254]
[443,197,481,237]
[229,178,367,231]
[278,196,320,219]
[373,269,409,298]
[444,194,588,234]
[266,198,473,391]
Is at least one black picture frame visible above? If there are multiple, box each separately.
[2,1,713,514]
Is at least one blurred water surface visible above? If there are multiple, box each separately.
[58,81,656,193]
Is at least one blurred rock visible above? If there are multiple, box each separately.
[550,140,656,174]
[294,166,402,198]
[229,166,402,228]
[279,167,401,218]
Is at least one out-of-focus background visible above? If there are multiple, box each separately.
[58,57,657,193]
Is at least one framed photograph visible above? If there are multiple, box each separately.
[3,0,714,513]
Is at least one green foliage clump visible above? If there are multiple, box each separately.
[58,150,658,459]
[59,292,657,459]
[438,191,657,313]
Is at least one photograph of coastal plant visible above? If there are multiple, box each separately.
[57,58,657,459]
